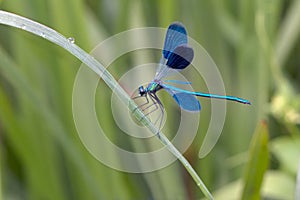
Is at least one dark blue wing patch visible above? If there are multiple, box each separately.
[163,22,188,59]
[166,44,194,69]
[172,92,201,112]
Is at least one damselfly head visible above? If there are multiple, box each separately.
[138,86,146,96]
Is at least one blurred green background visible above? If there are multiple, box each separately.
[0,0,300,199]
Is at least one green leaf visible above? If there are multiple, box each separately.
[241,121,269,200]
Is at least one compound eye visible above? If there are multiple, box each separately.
[138,86,145,96]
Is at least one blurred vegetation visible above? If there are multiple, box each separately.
[0,0,300,199]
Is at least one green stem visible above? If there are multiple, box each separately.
[0,10,213,199]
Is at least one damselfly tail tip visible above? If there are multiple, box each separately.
[234,97,251,105]
[235,98,251,105]
[243,100,251,105]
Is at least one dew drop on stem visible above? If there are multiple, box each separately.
[67,37,75,44]
[40,32,46,38]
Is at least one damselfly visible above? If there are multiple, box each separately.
[132,22,250,129]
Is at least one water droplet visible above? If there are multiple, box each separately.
[40,32,46,38]
[21,24,26,30]
[67,37,75,44]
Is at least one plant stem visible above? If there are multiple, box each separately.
[0,10,213,199]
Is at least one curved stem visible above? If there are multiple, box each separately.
[0,10,213,199]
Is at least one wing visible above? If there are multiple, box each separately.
[163,22,188,59]
[154,45,194,80]
[164,87,201,112]
[154,22,192,81]
[164,80,192,84]
[173,92,201,112]
[166,44,194,69]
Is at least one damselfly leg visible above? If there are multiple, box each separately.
[148,93,164,129]
[131,92,165,130]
